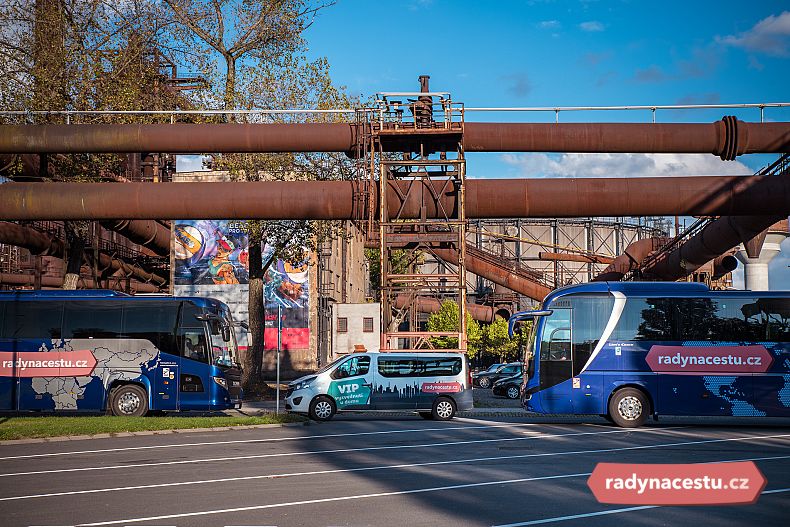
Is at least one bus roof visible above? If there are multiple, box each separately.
[544,281,789,305]
[0,289,228,310]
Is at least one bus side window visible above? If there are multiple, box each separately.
[179,329,208,363]
[5,301,64,339]
[123,303,179,355]
[63,301,122,339]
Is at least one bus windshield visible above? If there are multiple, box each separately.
[209,307,238,367]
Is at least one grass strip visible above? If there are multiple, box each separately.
[0,414,306,441]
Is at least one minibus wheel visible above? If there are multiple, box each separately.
[432,397,456,421]
[110,384,148,417]
[309,395,336,421]
[608,387,648,428]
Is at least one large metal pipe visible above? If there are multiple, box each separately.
[0,221,63,256]
[430,246,551,301]
[712,254,739,280]
[0,221,168,286]
[3,175,790,221]
[0,272,160,293]
[1,119,789,157]
[393,295,498,324]
[593,237,670,282]
[100,220,170,256]
[640,216,787,281]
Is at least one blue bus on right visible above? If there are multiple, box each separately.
[508,282,790,427]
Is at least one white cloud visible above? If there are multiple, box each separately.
[176,155,210,173]
[499,153,753,178]
[539,20,561,29]
[580,21,605,32]
[718,11,790,56]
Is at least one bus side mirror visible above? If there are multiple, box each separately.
[222,326,231,342]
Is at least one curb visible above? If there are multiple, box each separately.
[0,420,312,446]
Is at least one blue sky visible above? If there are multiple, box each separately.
[180,1,790,288]
[305,0,790,289]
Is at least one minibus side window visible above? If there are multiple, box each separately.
[331,356,370,379]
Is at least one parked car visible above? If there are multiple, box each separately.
[473,362,522,389]
[474,363,504,375]
[493,373,522,399]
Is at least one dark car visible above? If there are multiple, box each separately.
[493,373,522,399]
[473,362,522,389]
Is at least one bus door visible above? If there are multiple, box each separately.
[328,354,374,410]
[0,301,14,410]
[176,328,214,410]
[538,309,573,412]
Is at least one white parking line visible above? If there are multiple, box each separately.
[493,486,790,526]
[71,456,790,526]
[0,426,685,479]
[2,433,788,502]
[0,422,577,462]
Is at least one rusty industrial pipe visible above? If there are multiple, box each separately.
[393,295,499,324]
[593,237,670,282]
[430,246,551,301]
[3,175,790,221]
[0,272,160,293]
[712,254,739,280]
[100,220,171,256]
[1,119,789,157]
[0,221,64,256]
[0,221,168,286]
[639,216,788,281]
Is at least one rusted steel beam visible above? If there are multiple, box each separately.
[2,175,790,221]
[593,237,670,282]
[640,216,788,281]
[538,251,615,264]
[1,118,789,157]
[393,294,498,324]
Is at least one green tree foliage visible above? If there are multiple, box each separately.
[161,0,348,389]
[482,318,520,363]
[425,300,482,357]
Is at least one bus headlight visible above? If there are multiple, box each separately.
[212,376,228,390]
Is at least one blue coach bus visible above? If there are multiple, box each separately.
[508,282,790,427]
[0,290,243,415]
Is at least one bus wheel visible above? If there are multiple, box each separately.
[309,396,336,421]
[608,388,648,428]
[110,384,148,417]
[418,411,433,420]
[432,397,456,421]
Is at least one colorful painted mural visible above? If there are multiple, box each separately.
[173,220,310,351]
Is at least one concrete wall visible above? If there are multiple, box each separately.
[332,303,381,358]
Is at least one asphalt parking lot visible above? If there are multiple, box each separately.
[1,413,789,527]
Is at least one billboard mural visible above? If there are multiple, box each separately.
[172,220,310,351]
